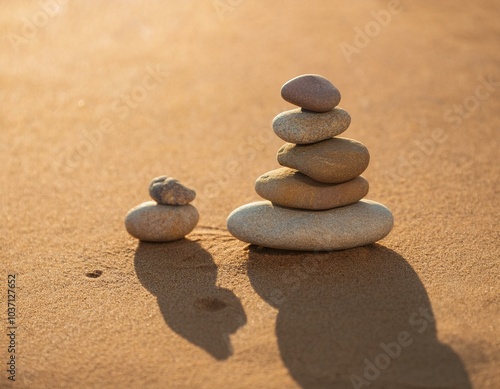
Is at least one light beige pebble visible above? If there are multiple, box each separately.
[149,176,196,205]
[277,137,370,183]
[227,200,393,251]
[272,108,351,144]
[125,201,199,242]
[255,167,368,210]
[281,74,341,112]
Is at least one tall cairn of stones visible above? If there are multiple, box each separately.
[227,74,393,251]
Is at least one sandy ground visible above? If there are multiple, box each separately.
[1,1,499,388]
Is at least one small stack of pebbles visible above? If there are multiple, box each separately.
[125,176,198,242]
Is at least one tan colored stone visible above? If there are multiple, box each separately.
[272,108,350,144]
[255,167,368,210]
[226,199,394,251]
[281,74,341,112]
[125,201,199,242]
[277,137,370,183]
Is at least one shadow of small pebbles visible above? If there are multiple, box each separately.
[134,239,246,360]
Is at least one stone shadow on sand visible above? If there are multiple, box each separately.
[247,244,472,389]
[134,239,246,360]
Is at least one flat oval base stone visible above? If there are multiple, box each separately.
[227,200,393,251]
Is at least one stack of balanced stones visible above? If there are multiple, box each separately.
[125,176,199,242]
[227,74,393,251]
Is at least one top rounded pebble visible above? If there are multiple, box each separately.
[281,74,341,112]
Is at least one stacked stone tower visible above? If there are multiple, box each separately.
[227,74,393,251]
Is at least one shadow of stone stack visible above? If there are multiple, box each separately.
[227,74,393,251]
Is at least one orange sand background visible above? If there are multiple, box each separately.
[1,1,499,388]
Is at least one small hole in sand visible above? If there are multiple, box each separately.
[194,297,227,312]
[86,270,103,278]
